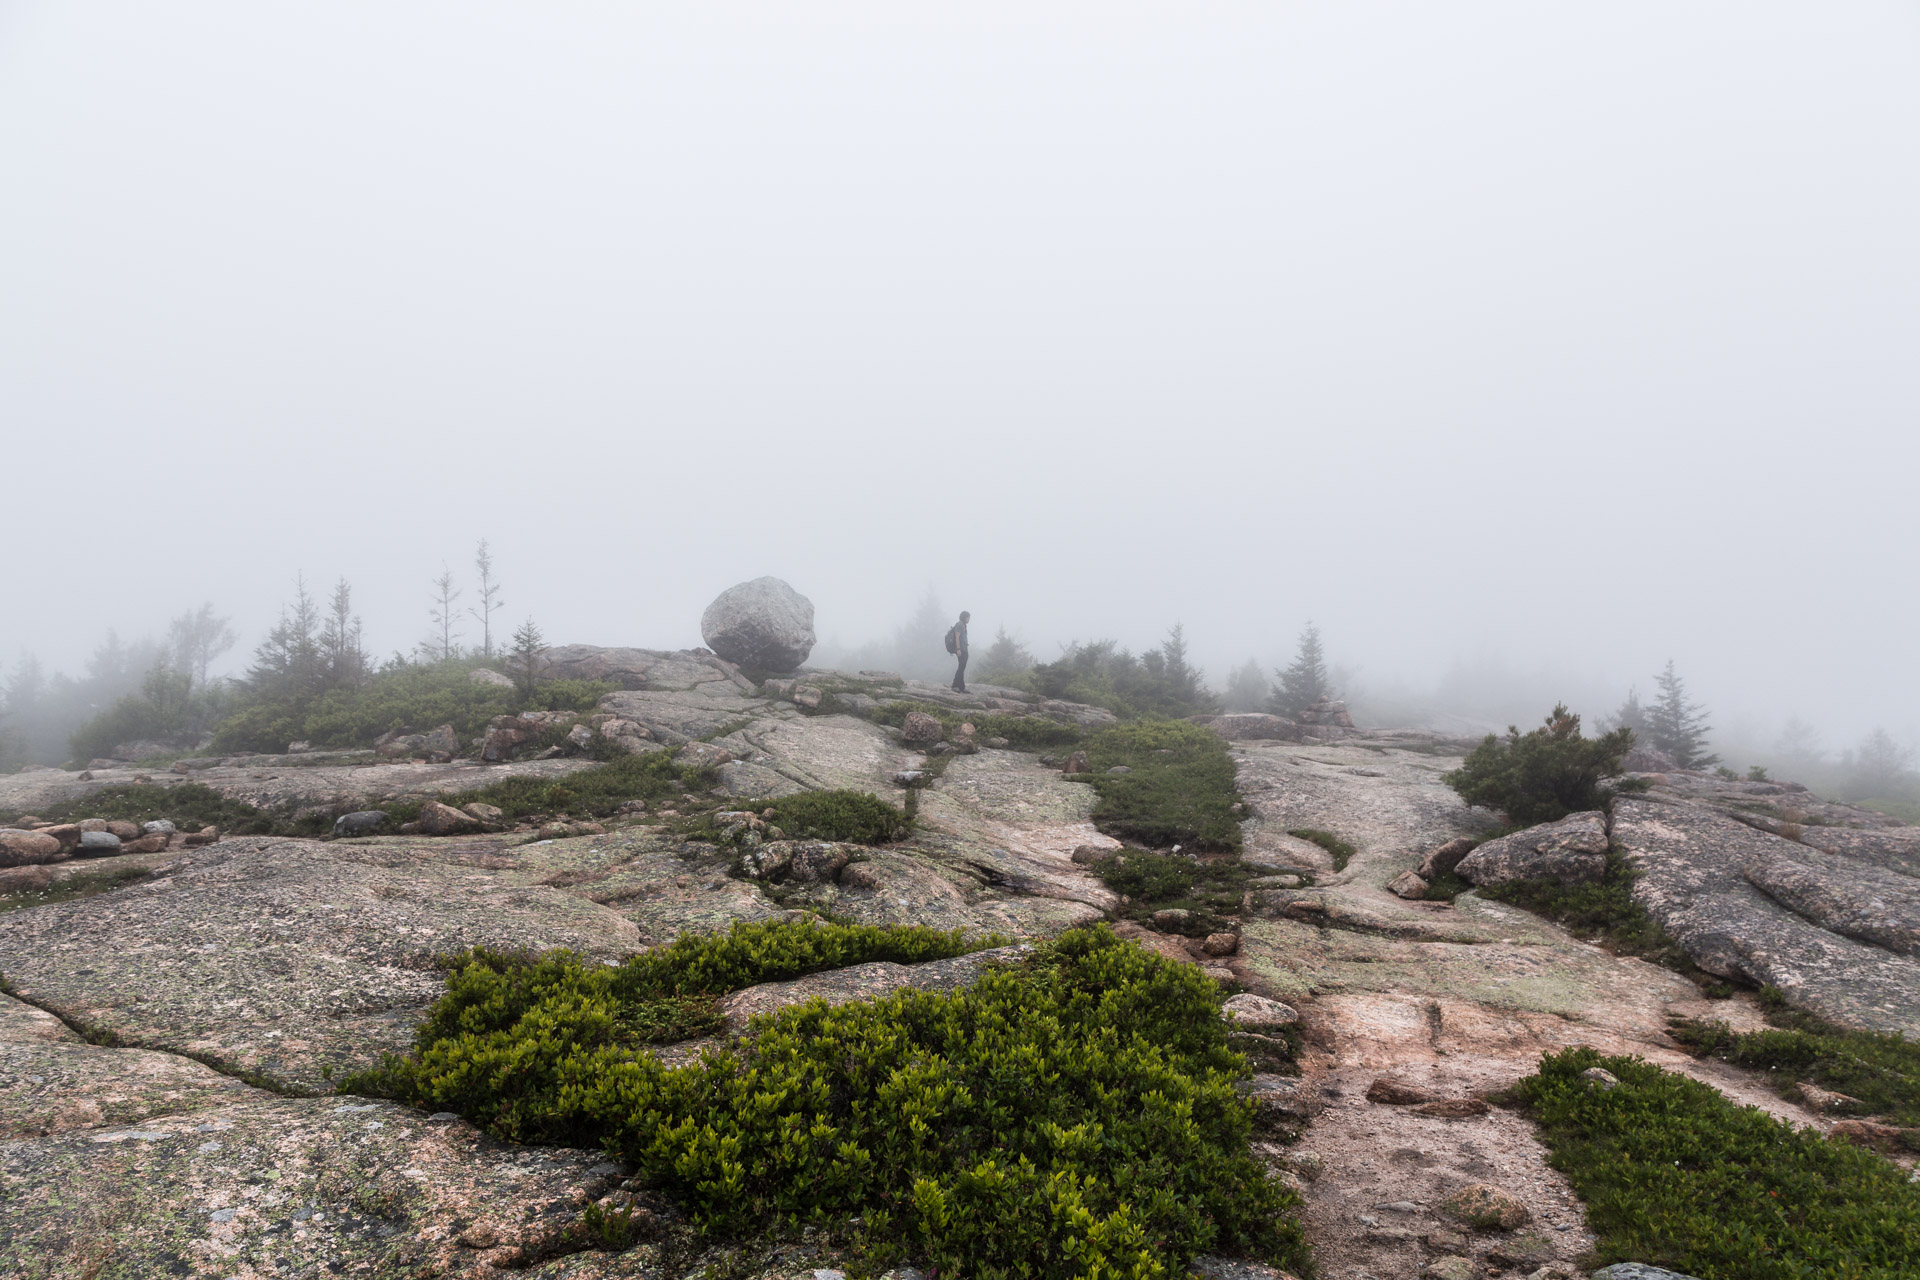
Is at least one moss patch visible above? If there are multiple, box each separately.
[347,922,1305,1278]
[1672,990,1920,1128]
[1477,844,1695,972]
[1513,1046,1920,1279]
[1094,852,1267,935]
[1073,720,1243,852]
[1287,828,1355,872]
[753,789,912,845]
[864,700,1086,751]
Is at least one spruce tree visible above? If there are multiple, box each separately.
[510,618,546,697]
[1269,623,1330,719]
[1646,660,1718,769]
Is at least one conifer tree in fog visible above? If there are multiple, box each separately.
[1269,623,1331,718]
[1646,660,1718,769]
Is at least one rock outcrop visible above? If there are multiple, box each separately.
[699,576,816,671]
[1612,794,1920,1036]
[1455,812,1609,887]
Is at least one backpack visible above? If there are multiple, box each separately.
[944,625,959,655]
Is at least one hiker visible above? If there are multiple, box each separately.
[945,610,970,692]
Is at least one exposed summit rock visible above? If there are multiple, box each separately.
[700,576,816,671]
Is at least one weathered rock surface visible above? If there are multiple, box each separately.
[0,755,596,821]
[0,985,627,1278]
[1456,812,1609,887]
[1612,796,1920,1036]
[0,837,644,1090]
[699,576,816,671]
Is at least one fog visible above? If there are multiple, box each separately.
[3,3,1918,756]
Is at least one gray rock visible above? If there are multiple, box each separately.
[142,820,177,836]
[468,667,515,689]
[77,831,123,855]
[1743,848,1920,956]
[331,811,388,838]
[1387,869,1429,899]
[1106,765,1132,775]
[416,802,481,837]
[423,724,460,757]
[1457,812,1608,887]
[900,711,945,746]
[699,577,816,671]
[1590,1266,1705,1280]
[1418,837,1477,880]
[1239,1073,1319,1122]
[1613,797,1920,1035]
[1222,993,1298,1030]
[565,724,595,752]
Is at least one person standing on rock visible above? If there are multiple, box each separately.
[946,611,971,692]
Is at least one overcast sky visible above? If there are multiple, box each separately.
[3,2,1916,747]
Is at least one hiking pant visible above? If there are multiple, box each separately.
[952,652,968,692]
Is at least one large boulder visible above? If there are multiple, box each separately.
[0,830,64,867]
[1456,811,1608,887]
[699,577,816,671]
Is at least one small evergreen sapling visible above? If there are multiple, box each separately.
[1444,703,1633,826]
[510,618,545,697]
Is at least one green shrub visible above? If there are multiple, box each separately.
[1443,704,1633,826]
[448,749,713,822]
[864,701,1084,751]
[1514,1047,1920,1279]
[1287,828,1355,872]
[751,789,912,845]
[1074,720,1243,852]
[1093,851,1264,934]
[347,922,1305,1278]
[208,658,612,754]
[1671,997,1920,1127]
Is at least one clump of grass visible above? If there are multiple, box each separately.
[865,701,1085,750]
[2,781,278,835]
[440,749,717,823]
[1512,1046,1920,1279]
[1093,851,1262,934]
[1421,868,1473,902]
[346,922,1304,1278]
[1073,720,1243,852]
[1671,989,1920,1127]
[1476,845,1693,970]
[1288,828,1355,872]
[751,789,912,845]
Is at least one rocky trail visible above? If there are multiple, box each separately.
[2,646,1915,1279]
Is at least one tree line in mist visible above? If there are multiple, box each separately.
[3,575,1916,821]
[0,540,549,766]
